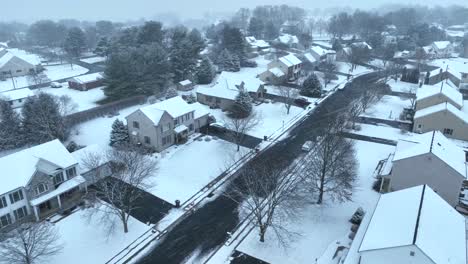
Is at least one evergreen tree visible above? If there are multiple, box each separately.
[94,37,110,57]
[0,100,23,150]
[169,26,199,82]
[218,49,240,72]
[22,93,68,144]
[137,21,164,45]
[301,73,322,97]
[230,89,253,118]
[165,87,178,99]
[64,27,86,59]
[264,21,279,40]
[197,57,216,84]
[109,119,129,147]
[248,17,264,38]
[188,29,206,55]
[221,25,247,62]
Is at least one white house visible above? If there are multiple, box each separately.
[0,50,39,77]
[379,131,467,206]
[431,41,454,58]
[0,88,35,108]
[309,46,336,62]
[359,185,466,264]
[260,54,302,82]
[415,84,464,111]
[245,36,270,52]
[0,140,87,231]
[275,34,299,48]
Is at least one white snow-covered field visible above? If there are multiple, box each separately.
[336,62,373,76]
[80,56,106,64]
[361,95,411,120]
[387,79,419,93]
[49,208,149,264]
[149,136,247,204]
[202,102,305,138]
[352,123,415,142]
[0,64,89,92]
[237,140,395,264]
[39,85,106,113]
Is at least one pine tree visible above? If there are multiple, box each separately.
[22,93,68,144]
[248,18,264,38]
[218,49,240,72]
[0,100,23,150]
[197,57,215,84]
[230,89,253,118]
[64,27,86,59]
[165,87,178,99]
[109,119,129,147]
[94,37,110,57]
[301,73,322,97]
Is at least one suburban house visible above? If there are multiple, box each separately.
[126,96,210,152]
[431,41,454,58]
[197,71,266,110]
[378,131,467,207]
[260,54,302,82]
[308,46,336,62]
[0,88,35,108]
[176,80,194,91]
[459,71,468,91]
[0,50,40,77]
[258,67,286,85]
[281,20,302,34]
[0,140,87,231]
[245,36,270,52]
[337,47,352,62]
[415,84,463,111]
[358,185,466,264]
[68,72,104,91]
[275,34,299,48]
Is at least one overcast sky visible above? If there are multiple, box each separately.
[2,0,467,23]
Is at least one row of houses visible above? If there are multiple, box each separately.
[0,140,107,232]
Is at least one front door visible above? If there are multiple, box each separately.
[39,200,51,211]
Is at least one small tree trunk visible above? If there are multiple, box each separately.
[121,213,129,233]
[317,171,326,204]
[259,226,266,242]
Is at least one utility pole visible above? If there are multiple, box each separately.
[9,70,16,89]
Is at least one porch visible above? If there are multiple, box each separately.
[31,176,87,221]
[174,125,189,144]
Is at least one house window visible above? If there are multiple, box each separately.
[162,135,172,146]
[133,121,139,129]
[16,70,22,73]
[66,167,77,178]
[53,172,65,185]
[18,99,22,103]
[410,251,415,257]
[0,214,12,228]
[443,128,454,135]
[9,190,24,204]
[0,196,7,209]
[35,183,49,195]
[162,123,171,132]
[189,124,194,131]
[174,118,179,125]
[215,98,221,103]
[13,206,28,220]
[144,136,151,144]
[206,96,212,102]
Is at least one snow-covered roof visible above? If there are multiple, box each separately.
[7,48,41,65]
[432,41,452,50]
[197,71,264,100]
[351,42,372,50]
[174,124,188,134]
[269,67,285,77]
[277,34,299,45]
[414,102,468,124]
[30,175,86,206]
[0,88,35,101]
[0,140,77,195]
[393,131,467,178]
[179,80,192,86]
[0,51,37,70]
[303,53,317,63]
[310,46,333,57]
[190,102,211,119]
[359,185,466,264]
[279,54,302,67]
[246,36,270,49]
[70,73,103,84]
[416,84,463,109]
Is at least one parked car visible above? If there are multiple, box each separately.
[50,82,62,88]
[294,97,310,108]
[210,122,227,132]
[301,141,313,152]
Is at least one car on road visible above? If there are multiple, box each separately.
[337,82,346,91]
[294,97,310,108]
[301,140,313,152]
[50,82,62,88]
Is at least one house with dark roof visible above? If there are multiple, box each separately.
[358,185,466,264]
[379,131,467,206]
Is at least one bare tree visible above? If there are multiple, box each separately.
[346,99,364,130]
[359,87,383,113]
[54,95,78,116]
[0,222,63,264]
[84,147,157,234]
[27,70,49,88]
[402,86,417,109]
[277,86,299,115]
[224,111,260,151]
[225,159,305,245]
[349,46,371,71]
[318,61,339,87]
[302,116,358,204]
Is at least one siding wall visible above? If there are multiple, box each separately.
[413,110,468,141]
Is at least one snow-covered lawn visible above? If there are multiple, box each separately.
[149,136,247,204]
[361,95,411,120]
[351,123,415,142]
[336,62,373,76]
[80,56,106,64]
[49,208,149,264]
[203,101,305,138]
[237,140,395,264]
[0,64,89,92]
[38,85,106,113]
[387,80,418,93]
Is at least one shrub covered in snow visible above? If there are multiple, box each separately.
[301,73,322,98]
[349,207,365,225]
[109,119,129,147]
[229,90,253,118]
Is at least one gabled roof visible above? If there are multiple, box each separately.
[0,139,77,195]
[359,185,466,264]
[277,34,299,45]
[179,80,192,86]
[303,53,317,63]
[0,88,35,101]
[414,102,468,124]
[393,131,467,178]
[269,67,285,77]
[137,96,202,125]
[416,84,464,109]
[70,73,103,84]
[0,52,36,69]
[279,54,302,67]
[432,41,452,50]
